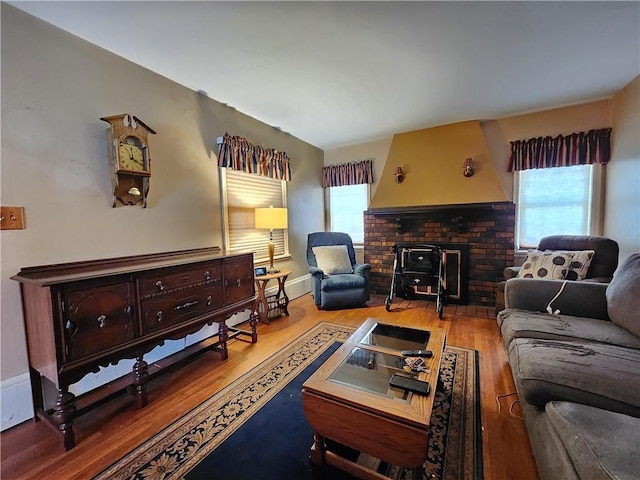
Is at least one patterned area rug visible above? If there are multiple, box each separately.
[94,322,482,480]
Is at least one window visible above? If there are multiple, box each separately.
[221,169,288,262]
[328,183,368,244]
[516,164,602,249]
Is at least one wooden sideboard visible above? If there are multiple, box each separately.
[12,247,256,450]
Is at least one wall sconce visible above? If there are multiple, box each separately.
[394,166,405,184]
[463,158,475,177]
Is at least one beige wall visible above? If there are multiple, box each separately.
[608,76,640,262]
[481,100,611,203]
[323,137,392,220]
[0,5,324,381]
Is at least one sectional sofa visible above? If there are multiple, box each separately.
[497,254,640,480]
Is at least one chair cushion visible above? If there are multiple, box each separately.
[320,273,366,292]
[312,245,353,275]
[546,401,640,480]
[517,250,573,280]
[606,253,640,337]
[497,309,640,349]
[509,338,640,417]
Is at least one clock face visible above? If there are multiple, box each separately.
[117,136,148,172]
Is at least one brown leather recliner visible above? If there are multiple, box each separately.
[495,235,619,313]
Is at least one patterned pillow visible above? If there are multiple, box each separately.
[312,245,353,275]
[517,250,573,280]
[565,250,595,281]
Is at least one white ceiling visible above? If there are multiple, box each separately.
[8,1,640,150]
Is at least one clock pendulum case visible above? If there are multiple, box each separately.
[100,113,156,207]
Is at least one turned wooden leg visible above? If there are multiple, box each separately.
[133,354,149,408]
[53,387,76,451]
[249,309,258,343]
[218,322,229,360]
[309,432,326,467]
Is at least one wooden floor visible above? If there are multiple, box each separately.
[1,294,539,480]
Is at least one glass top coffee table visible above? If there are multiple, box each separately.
[302,318,446,479]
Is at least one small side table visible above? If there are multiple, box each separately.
[254,269,291,324]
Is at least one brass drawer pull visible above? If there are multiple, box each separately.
[157,311,163,322]
[155,281,165,291]
[204,271,211,281]
[97,315,107,329]
[175,300,199,311]
[207,295,212,306]
[236,279,242,288]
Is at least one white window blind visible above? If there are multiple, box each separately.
[516,165,597,249]
[329,183,368,244]
[222,169,288,262]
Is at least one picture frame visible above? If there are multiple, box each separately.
[255,266,267,276]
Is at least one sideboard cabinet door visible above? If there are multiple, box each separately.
[61,281,135,363]
[223,256,254,305]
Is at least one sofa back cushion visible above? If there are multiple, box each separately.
[606,253,640,337]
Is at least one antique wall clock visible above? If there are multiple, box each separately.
[100,113,156,207]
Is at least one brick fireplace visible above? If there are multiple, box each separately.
[364,202,515,306]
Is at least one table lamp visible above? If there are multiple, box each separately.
[255,206,288,273]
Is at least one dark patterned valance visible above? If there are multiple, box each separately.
[322,159,374,188]
[508,128,612,172]
[217,133,292,181]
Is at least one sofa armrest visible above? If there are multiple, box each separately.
[309,266,325,277]
[504,278,609,320]
[353,263,371,276]
[504,266,520,280]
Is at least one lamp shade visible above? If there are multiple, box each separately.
[255,207,288,230]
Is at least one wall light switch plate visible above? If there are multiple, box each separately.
[0,206,25,230]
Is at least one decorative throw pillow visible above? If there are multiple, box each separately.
[517,250,572,280]
[312,245,353,275]
[565,250,595,281]
[606,254,640,337]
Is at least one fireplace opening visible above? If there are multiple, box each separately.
[392,243,469,305]
[364,202,515,307]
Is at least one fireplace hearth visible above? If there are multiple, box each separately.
[364,202,515,307]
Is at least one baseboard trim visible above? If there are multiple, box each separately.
[264,273,310,301]
[1,372,34,431]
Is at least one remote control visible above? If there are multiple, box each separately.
[401,349,433,357]
[389,374,431,395]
